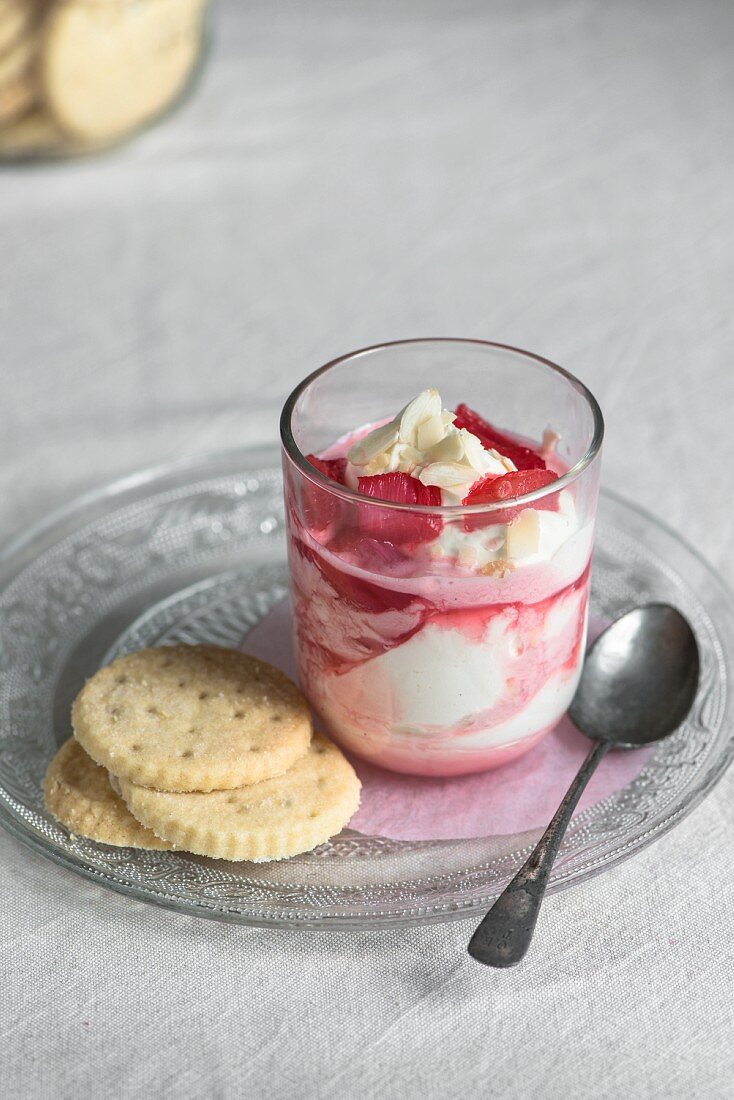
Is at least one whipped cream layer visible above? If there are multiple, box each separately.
[288,534,591,776]
[295,575,588,777]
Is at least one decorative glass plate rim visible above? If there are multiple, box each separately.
[0,446,731,931]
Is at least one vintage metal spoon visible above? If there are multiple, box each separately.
[468,603,700,968]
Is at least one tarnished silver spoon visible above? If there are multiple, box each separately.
[468,603,700,968]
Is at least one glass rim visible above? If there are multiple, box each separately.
[280,337,604,514]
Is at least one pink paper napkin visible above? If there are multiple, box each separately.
[241,600,651,840]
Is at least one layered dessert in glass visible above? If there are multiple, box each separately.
[280,339,603,777]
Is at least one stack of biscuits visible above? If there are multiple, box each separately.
[44,645,361,862]
[0,0,40,135]
[0,0,209,159]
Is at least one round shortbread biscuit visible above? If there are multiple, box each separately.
[44,737,171,850]
[117,734,361,862]
[0,0,36,56]
[42,0,207,143]
[72,645,313,792]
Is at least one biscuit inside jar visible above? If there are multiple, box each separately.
[41,0,208,144]
[0,0,210,155]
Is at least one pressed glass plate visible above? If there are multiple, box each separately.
[0,446,731,930]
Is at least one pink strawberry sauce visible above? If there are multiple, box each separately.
[283,409,595,777]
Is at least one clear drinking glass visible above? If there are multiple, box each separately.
[280,339,603,777]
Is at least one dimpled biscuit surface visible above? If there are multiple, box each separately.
[72,645,312,792]
[117,734,361,862]
[44,737,171,850]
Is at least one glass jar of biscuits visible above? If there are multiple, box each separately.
[0,0,211,159]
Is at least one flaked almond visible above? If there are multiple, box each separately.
[394,443,424,470]
[493,448,518,473]
[418,460,476,490]
[459,429,516,475]
[426,428,465,464]
[541,427,560,459]
[505,509,541,559]
[347,420,400,466]
[459,429,490,471]
[397,389,442,445]
[416,414,446,452]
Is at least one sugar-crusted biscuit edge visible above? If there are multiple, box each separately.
[44,737,172,850]
[118,736,361,862]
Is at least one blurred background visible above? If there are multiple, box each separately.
[2,0,732,549]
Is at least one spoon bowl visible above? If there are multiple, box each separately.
[569,603,700,747]
[468,602,700,968]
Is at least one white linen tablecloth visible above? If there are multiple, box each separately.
[2,2,733,1096]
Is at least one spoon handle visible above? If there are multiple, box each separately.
[468,740,610,967]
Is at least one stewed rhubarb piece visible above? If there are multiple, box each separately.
[302,454,347,531]
[453,403,546,471]
[463,468,558,528]
[357,471,442,546]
